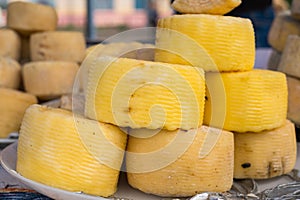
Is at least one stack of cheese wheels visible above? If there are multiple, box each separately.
[17,104,127,197]
[154,0,297,182]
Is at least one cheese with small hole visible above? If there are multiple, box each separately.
[0,29,21,60]
[171,0,241,14]
[22,61,79,100]
[234,120,296,179]
[0,88,37,138]
[287,76,300,125]
[267,49,281,71]
[155,14,255,72]
[204,69,287,132]
[7,1,57,36]
[0,57,21,89]
[126,125,234,196]
[17,104,127,197]
[85,57,206,131]
[291,0,300,20]
[278,35,300,79]
[268,11,300,52]
[30,31,86,63]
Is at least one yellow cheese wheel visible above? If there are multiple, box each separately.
[0,57,21,89]
[0,88,37,138]
[155,14,255,72]
[7,1,57,36]
[30,31,86,63]
[0,28,21,60]
[126,125,234,196]
[85,57,206,131]
[204,69,288,132]
[17,104,127,197]
[22,61,79,100]
[234,120,296,179]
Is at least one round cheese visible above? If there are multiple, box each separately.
[30,31,86,63]
[0,88,37,138]
[0,57,21,89]
[0,28,21,60]
[22,61,79,100]
[17,104,127,197]
[7,1,57,36]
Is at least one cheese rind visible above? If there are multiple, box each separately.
[7,1,57,35]
[155,14,255,72]
[22,61,79,100]
[0,88,37,138]
[0,57,21,89]
[85,57,206,131]
[286,76,300,125]
[204,69,288,132]
[234,120,297,179]
[268,11,300,52]
[17,104,127,197]
[127,126,234,196]
[30,31,86,63]
[278,35,300,79]
[171,0,241,15]
[0,29,21,60]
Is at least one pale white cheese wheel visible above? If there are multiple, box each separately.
[30,31,86,63]
[7,1,57,36]
[22,61,79,100]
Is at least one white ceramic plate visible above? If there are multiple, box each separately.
[0,142,164,200]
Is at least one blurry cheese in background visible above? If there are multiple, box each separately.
[30,31,86,63]
[0,28,21,60]
[0,88,37,138]
[22,61,79,101]
[0,57,21,89]
[7,1,57,36]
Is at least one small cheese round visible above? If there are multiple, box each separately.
[22,61,79,100]
[0,88,37,138]
[30,31,86,63]
[7,1,57,36]
[0,29,21,60]
[0,57,21,89]
[126,125,234,196]
[234,120,297,179]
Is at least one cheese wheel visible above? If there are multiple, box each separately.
[268,11,300,52]
[171,0,241,15]
[267,49,281,71]
[30,31,86,63]
[22,61,79,100]
[155,14,255,72]
[7,1,57,36]
[0,57,21,89]
[0,28,21,60]
[85,57,206,131]
[291,0,300,20]
[204,69,288,132]
[278,35,300,79]
[0,88,37,138]
[126,126,234,196]
[17,104,127,197]
[234,120,296,179]
[287,76,300,125]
